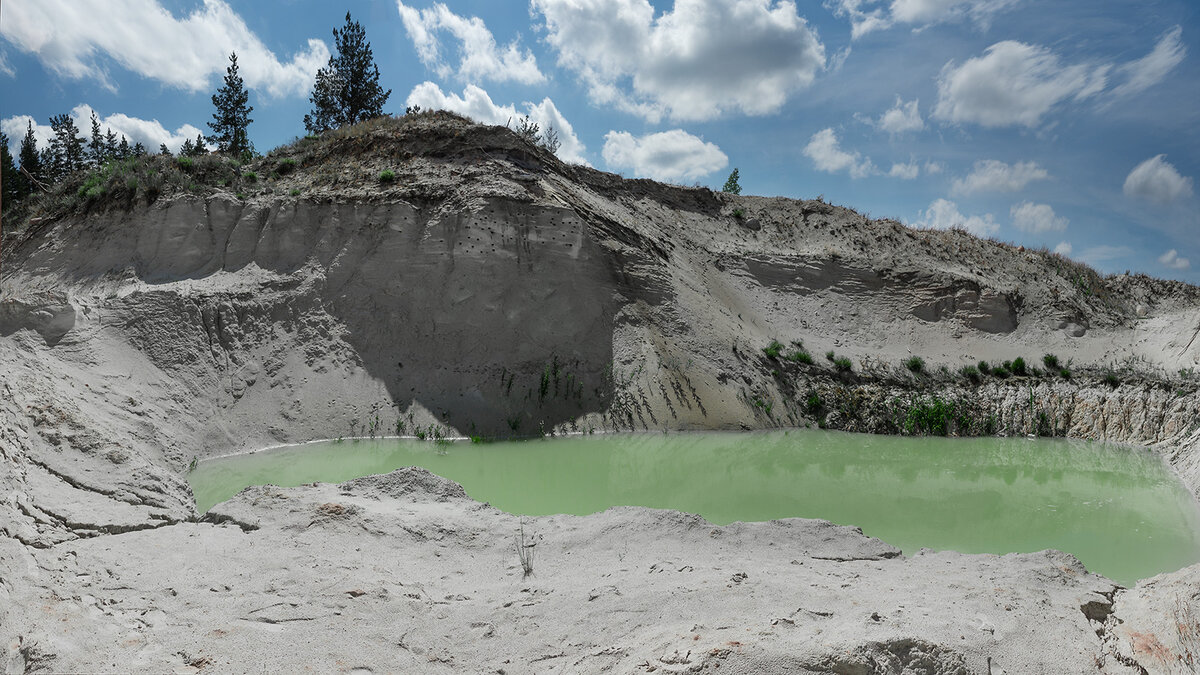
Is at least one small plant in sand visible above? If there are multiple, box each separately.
[960,365,981,383]
[1042,354,1060,370]
[787,350,814,364]
[904,356,925,374]
[1103,371,1120,388]
[762,339,784,359]
[1010,357,1027,376]
[832,356,852,372]
[379,169,395,183]
[977,360,991,375]
[515,518,535,577]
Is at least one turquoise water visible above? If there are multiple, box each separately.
[189,430,1200,585]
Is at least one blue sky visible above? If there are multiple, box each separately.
[3,0,1197,281]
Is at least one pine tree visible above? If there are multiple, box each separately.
[104,129,119,160]
[132,142,147,157]
[180,138,195,156]
[208,52,254,157]
[304,12,391,133]
[88,111,107,166]
[189,133,207,156]
[722,168,742,195]
[48,114,86,181]
[159,143,171,156]
[18,122,43,197]
[1,132,20,209]
[117,135,131,160]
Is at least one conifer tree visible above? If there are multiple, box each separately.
[1,132,20,209]
[88,111,107,166]
[208,52,254,157]
[159,143,171,156]
[48,114,86,181]
[18,121,43,197]
[722,168,742,195]
[132,142,147,157]
[117,135,131,160]
[304,12,391,133]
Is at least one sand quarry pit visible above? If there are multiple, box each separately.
[3,114,1200,673]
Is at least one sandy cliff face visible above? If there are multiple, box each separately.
[2,114,1199,673]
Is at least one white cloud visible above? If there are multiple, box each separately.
[915,198,998,236]
[1123,155,1193,204]
[891,0,1017,26]
[397,2,543,85]
[601,130,728,182]
[951,159,1048,194]
[1053,241,1072,256]
[1159,249,1191,270]
[803,128,876,179]
[1078,245,1133,267]
[933,41,1107,128]
[827,0,1018,39]
[873,96,924,136]
[1010,201,1067,233]
[0,0,328,97]
[405,82,588,165]
[532,0,825,122]
[2,104,205,155]
[0,50,13,77]
[889,162,919,179]
[1110,26,1186,99]
[923,160,945,174]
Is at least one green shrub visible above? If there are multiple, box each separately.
[177,156,194,170]
[904,356,926,374]
[825,350,835,362]
[235,192,246,200]
[1042,354,1060,370]
[960,365,981,383]
[1103,372,1119,388]
[1010,357,1027,376]
[804,391,822,415]
[379,169,396,182]
[290,188,301,196]
[787,350,814,364]
[833,356,852,372]
[277,157,298,174]
[1059,368,1071,380]
[992,367,1010,379]
[732,208,744,219]
[762,340,784,359]
[242,171,258,182]
[977,360,991,375]
[904,396,956,436]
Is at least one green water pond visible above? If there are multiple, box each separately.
[189,430,1200,586]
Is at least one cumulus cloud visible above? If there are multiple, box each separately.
[889,161,919,179]
[827,0,1018,39]
[2,104,205,155]
[933,41,1108,128]
[1054,241,1072,256]
[803,128,876,179]
[872,96,924,135]
[1110,26,1186,99]
[601,129,728,182]
[1159,249,1191,270]
[951,159,1048,195]
[397,2,543,84]
[405,82,588,165]
[0,0,328,97]
[1010,201,1068,233]
[532,0,825,122]
[1123,155,1193,204]
[915,198,998,236]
